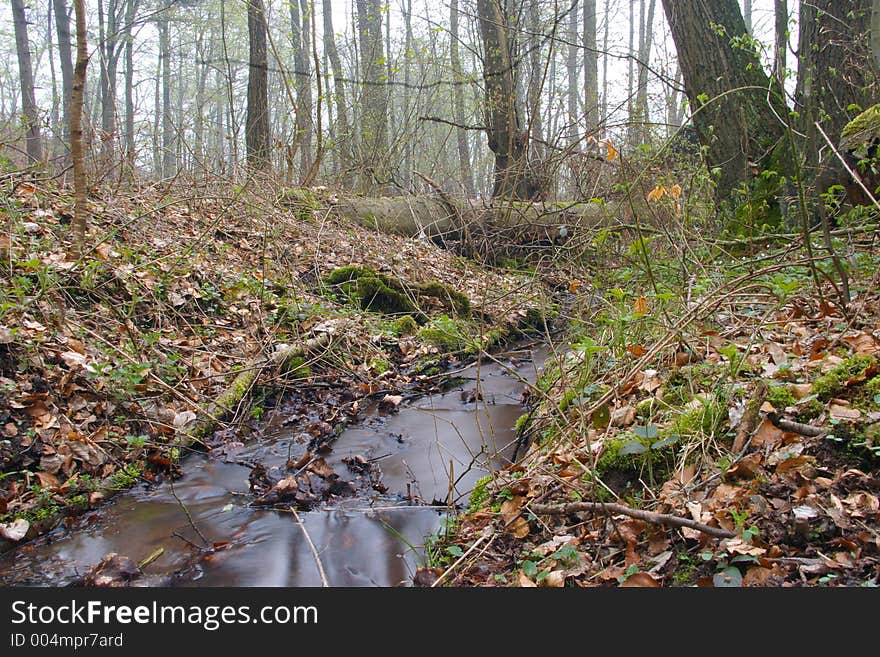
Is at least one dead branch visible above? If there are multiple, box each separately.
[530,501,736,538]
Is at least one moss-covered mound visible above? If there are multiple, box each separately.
[324,265,472,320]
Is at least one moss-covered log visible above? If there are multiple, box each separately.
[322,195,640,242]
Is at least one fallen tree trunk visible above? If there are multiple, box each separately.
[285,191,647,244]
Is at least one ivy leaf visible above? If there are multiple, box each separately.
[447,545,463,558]
[618,440,648,456]
[521,560,538,577]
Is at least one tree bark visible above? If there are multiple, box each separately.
[583,0,598,133]
[567,0,580,148]
[123,0,137,177]
[743,0,752,33]
[477,0,539,200]
[323,0,352,186]
[356,0,389,191]
[11,0,43,164]
[796,0,878,176]
[634,0,657,144]
[70,0,88,250]
[774,0,787,89]
[290,0,313,180]
[159,17,175,177]
[450,0,475,196]
[54,0,74,161]
[246,0,271,171]
[661,0,788,200]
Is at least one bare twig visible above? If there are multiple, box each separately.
[290,507,329,588]
[431,527,495,587]
[531,501,736,538]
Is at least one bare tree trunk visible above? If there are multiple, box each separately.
[11,0,43,164]
[567,0,580,148]
[290,0,313,180]
[601,0,610,123]
[194,31,207,173]
[450,0,474,196]
[123,0,137,177]
[159,17,175,177]
[635,0,657,143]
[47,2,60,158]
[661,0,788,200]
[527,0,545,159]
[71,0,88,250]
[54,0,74,161]
[873,0,880,70]
[356,0,389,191]
[743,0,752,33]
[323,0,352,187]
[246,0,271,171]
[626,0,635,147]
[583,0,598,132]
[477,0,539,200]
[402,0,413,189]
[774,0,787,88]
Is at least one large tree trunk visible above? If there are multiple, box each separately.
[583,0,599,133]
[123,0,137,178]
[796,0,878,177]
[11,0,42,164]
[356,0,389,191]
[527,0,545,160]
[323,0,351,187]
[661,0,788,201]
[54,0,74,162]
[634,0,657,144]
[477,0,539,200]
[70,0,88,250]
[567,0,580,148]
[774,0,787,89]
[159,17,175,177]
[450,0,474,196]
[246,0,271,171]
[290,0,313,180]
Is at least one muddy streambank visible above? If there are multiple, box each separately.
[0,347,546,587]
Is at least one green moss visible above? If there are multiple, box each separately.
[841,103,880,145]
[418,314,474,353]
[514,413,531,434]
[812,355,878,401]
[282,355,312,379]
[767,385,796,410]
[666,392,729,439]
[795,396,825,422]
[390,315,419,336]
[417,281,471,317]
[110,464,142,489]
[467,475,493,512]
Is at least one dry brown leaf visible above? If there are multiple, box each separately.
[766,342,788,365]
[307,457,335,479]
[620,572,660,587]
[0,518,29,542]
[722,537,766,556]
[791,383,813,400]
[752,418,784,448]
[829,404,861,421]
[633,296,649,315]
[518,572,537,587]
[35,471,60,489]
[743,566,780,586]
[842,332,879,355]
[639,369,662,393]
[539,570,566,587]
[610,405,636,427]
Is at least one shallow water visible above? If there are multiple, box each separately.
[0,349,545,587]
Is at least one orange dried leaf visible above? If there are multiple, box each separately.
[668,183,682,199]
[646,186,664,202]
[633,296,649,315]
[606,140,618,161]
[620,572,660,587]
[568,278,582,293]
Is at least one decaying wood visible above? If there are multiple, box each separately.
[531,501,737,538]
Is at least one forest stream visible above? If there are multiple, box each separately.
[0,347,545,587]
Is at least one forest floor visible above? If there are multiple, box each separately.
[2,178,880,587]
